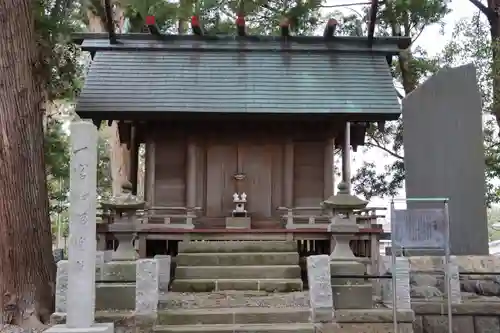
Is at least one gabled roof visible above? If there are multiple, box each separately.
[74,34,408,121]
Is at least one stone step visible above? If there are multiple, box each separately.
[178,241,297,254]
[175,265,300,280]
[156,307,311,326]
[176,252,299,266]
[171,278,303,292]
[154,323,314,333]
[159,291,310,310]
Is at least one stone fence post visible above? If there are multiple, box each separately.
[380,256,411,309]
[306,255,334,323]
[135,259,160,316]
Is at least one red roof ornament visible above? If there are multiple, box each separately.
[145,15,155,26]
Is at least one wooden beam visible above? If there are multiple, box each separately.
[283,140,294,207]
[186,139,197,208]
[129,123,139,195]
[323,138,334,199]
[367,0,379,47]
[103,0,117,44]
[145,139,156,206]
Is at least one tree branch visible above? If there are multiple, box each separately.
[366,137,404,160]
[469,0,496,21]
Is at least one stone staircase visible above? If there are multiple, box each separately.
[156,241,313,333]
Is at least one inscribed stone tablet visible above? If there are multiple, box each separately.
[307,255,333,309]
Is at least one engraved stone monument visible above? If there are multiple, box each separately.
[403,64,488,255]
[46,121,114,333]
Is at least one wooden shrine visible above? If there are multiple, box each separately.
[72,12,408,260]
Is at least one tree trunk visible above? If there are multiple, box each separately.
[0,0,56,328]
[490,13,500,131]
[470,0,500,130]
[87,6,130,197]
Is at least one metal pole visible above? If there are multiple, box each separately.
[390,199,398,332]
[342,122,351,192]
[444,200,453,333]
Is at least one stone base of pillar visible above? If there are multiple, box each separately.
[285,223,328,229]
[44,323,114,333]
[225,217,251,229]
[113,234,138,261]
[330,260,372,309]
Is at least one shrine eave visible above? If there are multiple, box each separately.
[72,33,411,56]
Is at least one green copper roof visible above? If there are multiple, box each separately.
[75,35,402,120]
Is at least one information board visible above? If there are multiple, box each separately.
[391,208,446,248]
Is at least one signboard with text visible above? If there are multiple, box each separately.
[391,208,446,248]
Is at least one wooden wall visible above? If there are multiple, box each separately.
[145,126,335,223]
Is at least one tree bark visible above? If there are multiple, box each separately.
[470,0,500,131]
[0,0,56,328]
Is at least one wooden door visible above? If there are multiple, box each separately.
[238,143,273,219]
[205,142,274,219]
[205,144,237,217]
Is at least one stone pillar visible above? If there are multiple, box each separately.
[445,256,462,304]
[135,259,159,316]
[307,255,334,322]
[380,256,411,309]
[55,260,68,313]
[322,182,372,309]
[66,121,98,328]
[154,255,172,294]
[46,121,114,333]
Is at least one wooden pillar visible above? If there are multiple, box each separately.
[283,140,294,208]
[186,139,197,208]
[324,138,334,199]
[129,124,139,195]
[145,140,156,206]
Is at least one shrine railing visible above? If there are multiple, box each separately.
[145,206,202,229]
[277,206,386,228]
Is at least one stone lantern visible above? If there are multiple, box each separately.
[101,182,145,261]
[321,182,372,309]
[321,182,368,259]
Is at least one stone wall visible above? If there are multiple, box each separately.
[412,302,500,333]
[408,256,500,300]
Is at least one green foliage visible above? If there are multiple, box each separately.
[378,0,450,37]
[45,119,70,212]
[488,205,500,241]
[34,0,85,101]
[348,1,450,200]
[118,0,324,35]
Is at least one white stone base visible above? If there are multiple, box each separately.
[285,223,328,229]
[45,323,114,333]
[162,223,195,229]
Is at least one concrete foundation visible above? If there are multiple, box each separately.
[45,323,114,333]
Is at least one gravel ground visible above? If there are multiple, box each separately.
[0,325,46,333]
